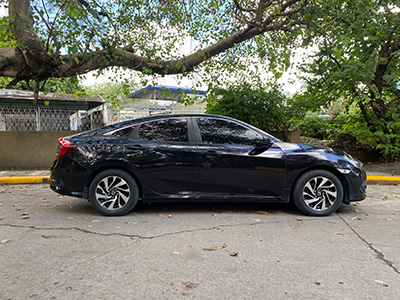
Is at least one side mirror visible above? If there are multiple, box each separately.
[250,139,273,155]
[254,139,272,149]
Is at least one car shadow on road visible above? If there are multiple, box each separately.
[132,200,301,216]
[59,197,358,217]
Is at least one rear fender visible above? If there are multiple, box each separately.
[83,160,143,199]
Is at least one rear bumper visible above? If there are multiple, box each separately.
[50,158,91,198]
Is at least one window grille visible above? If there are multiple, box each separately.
[0,106,105,131]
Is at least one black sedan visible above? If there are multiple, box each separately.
[50,114,366,216]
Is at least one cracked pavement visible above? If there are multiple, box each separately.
[1,184,400,299]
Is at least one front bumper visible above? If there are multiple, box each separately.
[345,167,367,202]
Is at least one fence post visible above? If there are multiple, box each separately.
[36,107,41,131]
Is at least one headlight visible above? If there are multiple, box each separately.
[337,153,362,174]
[346,155,362,169]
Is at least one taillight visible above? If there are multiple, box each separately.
[57,138,78,159]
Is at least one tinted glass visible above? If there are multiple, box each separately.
[108,127,134,137]
[139,118,188,142]
[197,118,262,145]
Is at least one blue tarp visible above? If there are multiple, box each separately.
[127,85,206,102]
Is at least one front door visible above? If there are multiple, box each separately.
[195,117,286,198]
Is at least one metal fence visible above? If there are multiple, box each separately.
[0,102,206,131]
[0,106,105,131]
[111,103,206,123]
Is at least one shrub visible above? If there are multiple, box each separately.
[205,83,293,141]
[291,114,334,140]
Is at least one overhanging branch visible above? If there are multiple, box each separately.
[1,0,308,81]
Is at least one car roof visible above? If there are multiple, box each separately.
[70,113,279,141]
[110,113,244,128]
[126,113,236,122]
[70,114,238,138]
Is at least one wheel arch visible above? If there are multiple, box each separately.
[290,165,350,204]
[83,160,143,199]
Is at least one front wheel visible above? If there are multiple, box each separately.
[292,170,344,216]
[89,169,139,216]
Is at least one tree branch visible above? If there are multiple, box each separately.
[382,37,400,64]
[233,0,257,13]
[8,0,53,82]
[0,48,21,77]
[33,5,60,52]
[58,26,269,77]
[255,0,268,25]
[8,0,46,58]
[1,0,308,82]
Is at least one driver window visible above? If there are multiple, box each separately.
[196,118,262,146]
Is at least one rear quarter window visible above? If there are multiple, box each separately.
[104,127,134,138]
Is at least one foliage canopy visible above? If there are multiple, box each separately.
[295,0,400,160]
[205,82,295,141]
[0,0,309,98]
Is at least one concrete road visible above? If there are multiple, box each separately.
[0,184,399,299]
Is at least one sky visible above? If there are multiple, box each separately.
[80,68,205,90]
[0,3,6,15]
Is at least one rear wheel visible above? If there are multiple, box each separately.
[293,170,343,216]
[89,169,139,216]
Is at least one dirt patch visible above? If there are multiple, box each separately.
[363,162,400,176]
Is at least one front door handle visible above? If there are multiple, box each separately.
[206,150,218,154]
[126,145,143,150]
[205,150,220,158]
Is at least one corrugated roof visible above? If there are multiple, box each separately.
[0,89,105,110]
[127,85,206,102]
[0,89,104,102]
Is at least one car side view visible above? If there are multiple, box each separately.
[50,114,367,216]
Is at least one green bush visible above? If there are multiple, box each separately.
[205,82,294,141]
[291,114,334,140]
[339,112,400,161]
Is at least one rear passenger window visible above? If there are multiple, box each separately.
[138,118,188,142]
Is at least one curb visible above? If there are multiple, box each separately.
[366,176,400,185]
[0,176,50,185]
[0,176,399,185]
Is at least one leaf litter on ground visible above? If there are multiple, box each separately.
[203,243,227,251]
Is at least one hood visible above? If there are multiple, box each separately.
[277,142,362,168]
[278,142,343,155]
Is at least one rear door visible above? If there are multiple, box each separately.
[195,117,286,198]
[124,117,199,195]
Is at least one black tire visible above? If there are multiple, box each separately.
[89,169,139,216]
[292,170,343,216]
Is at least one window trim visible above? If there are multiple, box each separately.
[188,117,202,143]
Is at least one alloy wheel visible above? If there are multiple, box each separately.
[302,176,338,212]
[94,176,131,210]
